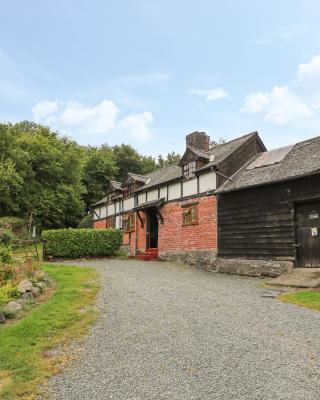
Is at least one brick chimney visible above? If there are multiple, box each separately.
[186,131,210,152]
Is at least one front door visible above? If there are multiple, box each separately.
[295,201,320,267]
[146,207,158,249]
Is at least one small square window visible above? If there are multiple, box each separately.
[183,206,198,225]
[123,213,135,232]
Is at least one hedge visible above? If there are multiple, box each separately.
[42,228,123,259]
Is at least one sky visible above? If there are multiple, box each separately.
[1,0,320,156]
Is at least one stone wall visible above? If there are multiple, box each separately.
[216,258,294,277]
[159,249,217,270]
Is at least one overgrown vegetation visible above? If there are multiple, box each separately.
[0,264,99,399]
[42,228,122,259]
[0,121,180,230]
[280,289,320,311]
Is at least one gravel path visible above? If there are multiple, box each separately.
[49,259,320,400]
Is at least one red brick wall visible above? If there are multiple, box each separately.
[158,195,217,251]
[130,211,147,254]
[93,219,107,229]
[93,195,217,255]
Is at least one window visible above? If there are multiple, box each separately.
[123,213,135,232]
[123,185,133,199]
[182,206,198,225]
[106,217,115,228]
[182,161,197,179]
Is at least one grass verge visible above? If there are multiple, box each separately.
[0,264,99,399]
[280,289,320,311]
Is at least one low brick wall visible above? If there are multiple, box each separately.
[159,250,217,270]
[216,258,294,277]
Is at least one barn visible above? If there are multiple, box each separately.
[216,135,320,277]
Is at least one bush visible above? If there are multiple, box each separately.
[0,229,13,246]
[42,228,123,259]
[0,282,19,306]
[77,215,93,229]
[0,245,12,264]
[0,217,26,237]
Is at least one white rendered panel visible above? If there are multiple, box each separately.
[147,189,158,201]
[107,204,114,216]
[138,193,146,205]
[123,198,134,212]
[160,186,167,200]
[115,201,120,213]
[168,182,181,200]
[115,216,121,229]
[183,179,197,197]
[100,206,107,218]
[199,171,216,193]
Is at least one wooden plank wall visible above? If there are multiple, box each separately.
[218,174,320,260]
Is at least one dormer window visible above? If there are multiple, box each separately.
[183,161,196,179]
[123,184,133,199]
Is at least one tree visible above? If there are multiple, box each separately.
[157,151,180,168]
[82,145,118,209]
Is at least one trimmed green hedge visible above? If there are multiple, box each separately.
[42,228,122,259]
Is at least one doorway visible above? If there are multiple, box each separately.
[146,207,159,249]
[295,201,320,267]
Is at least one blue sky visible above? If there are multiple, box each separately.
[1,1,320,156]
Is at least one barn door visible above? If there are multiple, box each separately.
[295,201,320,267]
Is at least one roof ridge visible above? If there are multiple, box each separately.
[210,131,257,150]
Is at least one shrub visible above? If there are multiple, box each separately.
[0,229,13,246]
[0,282,19,306]
[42,228,123,259]
[0,217,26,238]
[77,215,93,229]
[0,245,12,264]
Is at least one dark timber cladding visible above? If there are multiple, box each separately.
[218,174,320,262]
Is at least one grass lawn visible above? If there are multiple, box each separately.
[281,289,320,311]
[0,264,99,400]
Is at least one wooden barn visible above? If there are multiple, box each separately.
[216,135,320,277]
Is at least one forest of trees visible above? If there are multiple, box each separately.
[0,121,180,230]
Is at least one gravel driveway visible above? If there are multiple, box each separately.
[49,259,320,400]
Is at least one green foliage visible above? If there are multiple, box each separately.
[0,229,13,246]
[0,282,19,306]
[42,228,122,259]
[77,215,93,229]
[0,120,181,229]
[157,151,181,168]
[0,217,25,236]
[0,245,12,264]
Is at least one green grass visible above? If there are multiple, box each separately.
[280,290,320,311]
[0,264,99,399]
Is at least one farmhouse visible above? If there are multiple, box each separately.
[216,135,320,277]
[92,131,265,267]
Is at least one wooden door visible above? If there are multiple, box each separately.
[295,201,320,267]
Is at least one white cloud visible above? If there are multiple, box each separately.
[242,86,311,124]
[241,55,320,125]
[32,100,59,123]
[297,55,320,84]
[189,88,228,101]
[31,99,154,143]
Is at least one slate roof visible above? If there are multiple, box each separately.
[216,135,320,193]
[196,131,262,172]
[92,131,262,204]
[134,163,182,191]
[92,180,122,206]
[127,173,149,183]
[135,131,259,192]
